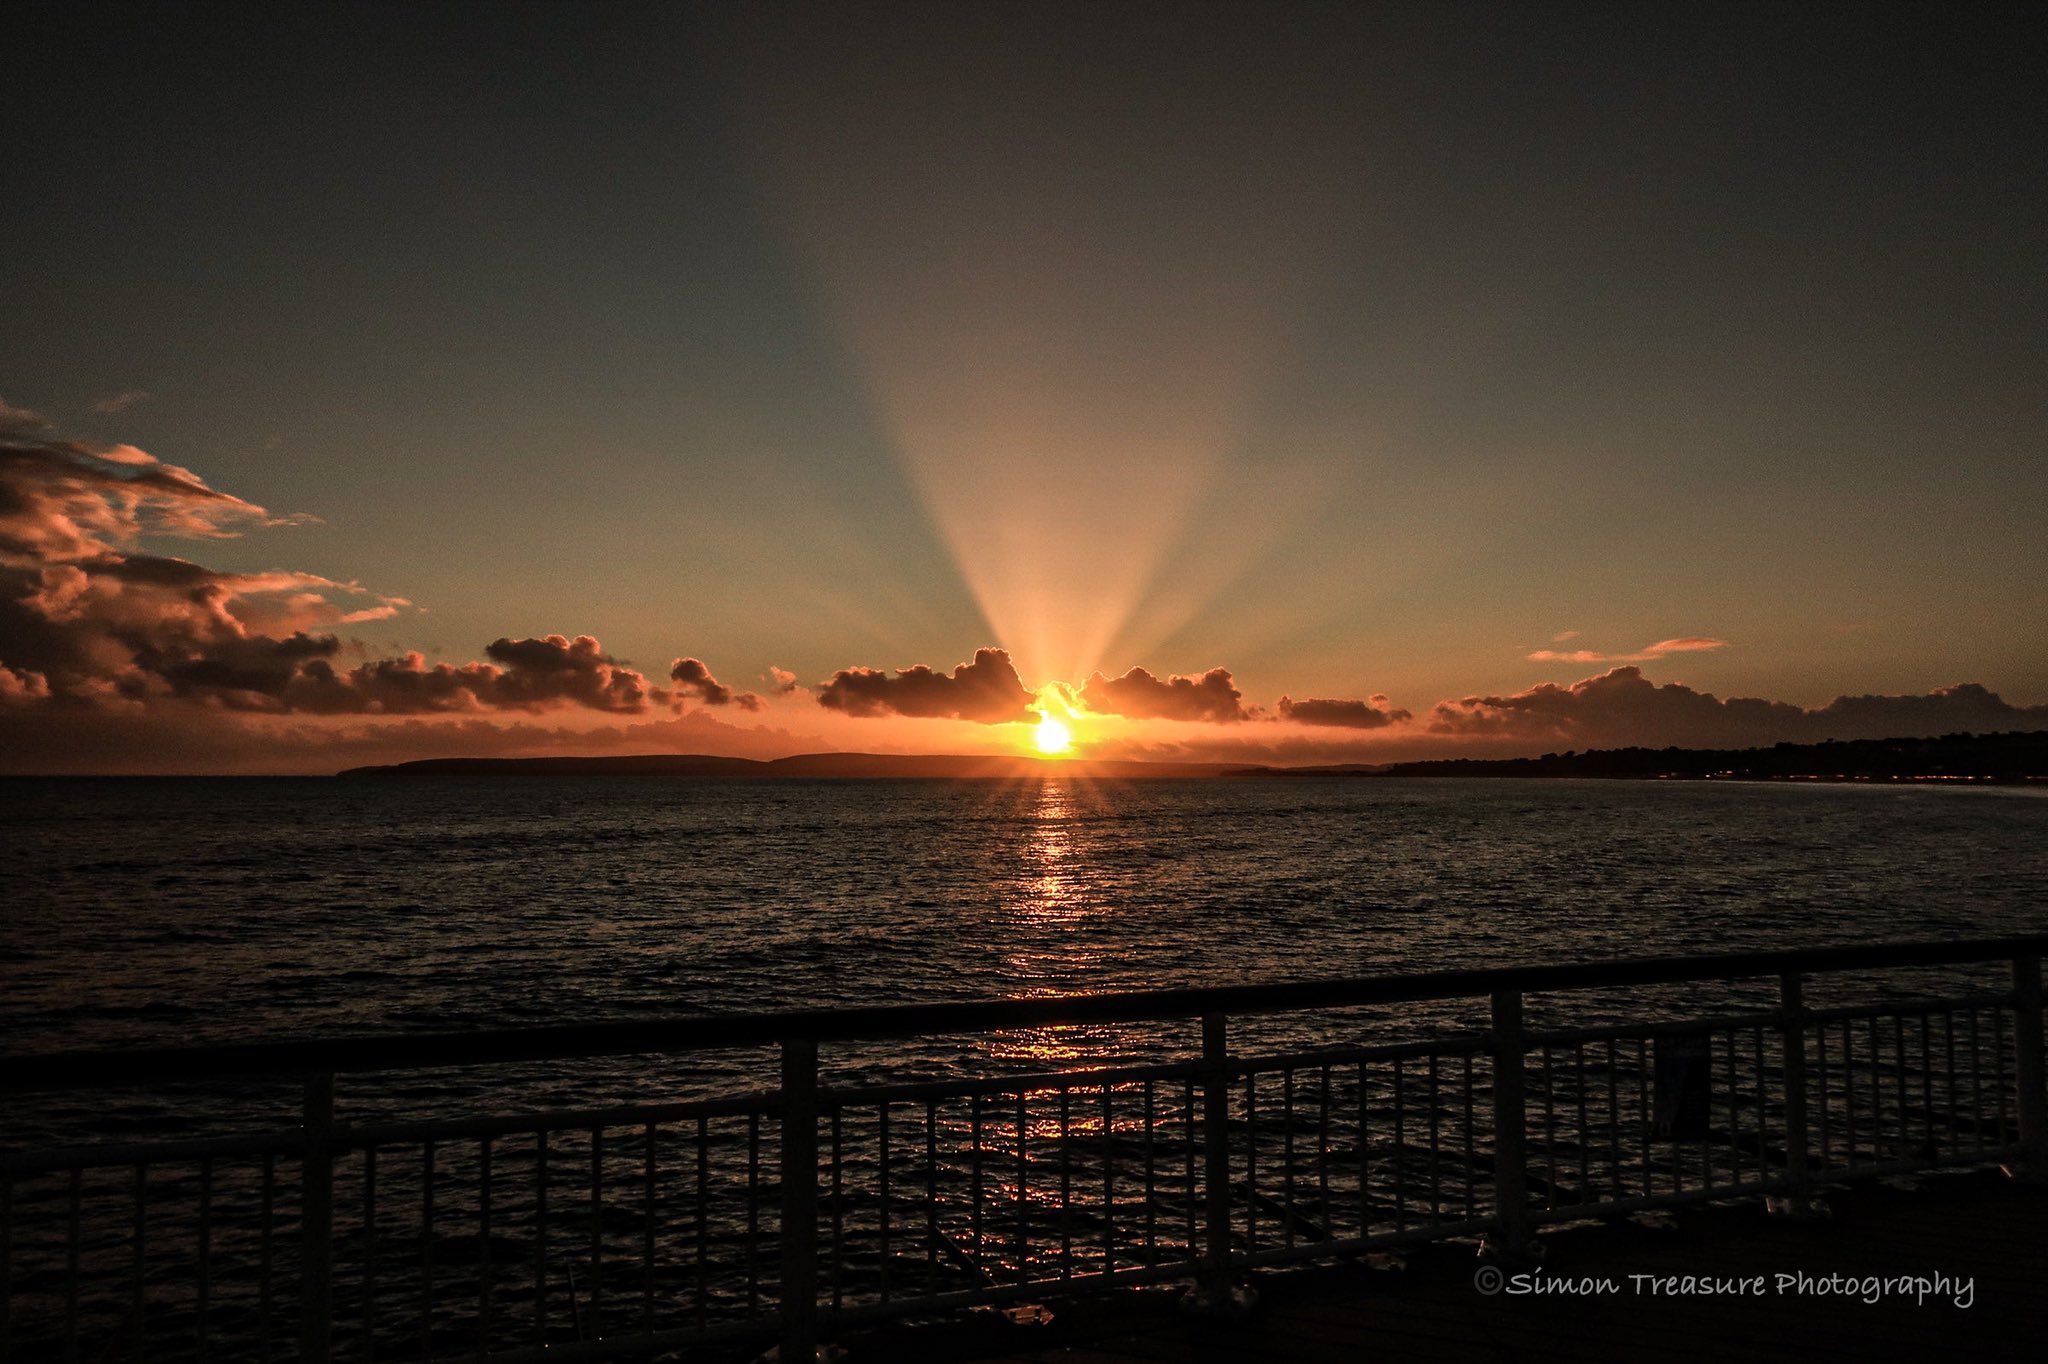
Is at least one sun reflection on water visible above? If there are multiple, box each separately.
[985,778,1128,1068]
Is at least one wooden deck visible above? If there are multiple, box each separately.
[837,1170,2048,1363]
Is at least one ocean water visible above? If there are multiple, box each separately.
[4,775,2047,1359]
[4,775,2045,1068]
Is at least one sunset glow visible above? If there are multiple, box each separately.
[1033,713,1073,756]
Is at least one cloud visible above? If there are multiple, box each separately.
[90,390,151,414]
[1526,636,1728,664]
[1276,693,1411,729]
[769,665,802,695]
[669,656,764,711]
[1431,665,2048,748]
[818,646,1033,722]
[0,416,658,717]
[1079,665,1248,722]
[274,636,656,714]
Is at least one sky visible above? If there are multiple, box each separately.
[3,2,2045,773]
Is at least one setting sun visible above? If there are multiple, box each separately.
[1033,713,1073,755]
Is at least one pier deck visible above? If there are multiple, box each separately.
[846,1170,2047,1364]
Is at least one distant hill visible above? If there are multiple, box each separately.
[338,732,2048,782]
[337,752,1253,779]
[1367,730,2048,782]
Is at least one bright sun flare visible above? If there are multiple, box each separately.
[1034,714,1073,755]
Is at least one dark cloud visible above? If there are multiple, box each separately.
[276,637,655,714]
[1079,665,1248,722]
[818,646,1033,722]
[1276,694,1410,729]
[0,418,651,716]
[1430,666,2048,747]
[669,656,764,711]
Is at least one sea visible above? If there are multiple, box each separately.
[4,775,2045,1083]
[4,775,2047,1358]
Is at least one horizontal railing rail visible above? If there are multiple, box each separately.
[1,935,2044,1364]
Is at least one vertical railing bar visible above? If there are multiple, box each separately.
[0,1177,10,1364]
[2013,956,2046,1175]
[1816,1014,1832,1171]
[66,1167,80,1364]
[1781,973,1810,1210]
[693,1118,708,1328]
[1892,1013,1908,1164]
[1317,1064,1332,1235]
[1142,1080,1156,1267]
[590,1127,605,1330]
[1488,990,1531,1263]
[1994,1007,2010,1147]
[1464,1052,1479,1221]
[1429,1051,1444,1221]
[970,1094,984,1284]
[1637,1038,1653,1200]
[1280,1069,1295,1251]
[1845,1019,1859,1166]
[361,1146,377,1362]
[1604,1039,1619,1202]
[1183,1076,1196,1257]
[196,1156,213,1358]
[779,1038,820,1364]
[1357,1061,1370,1237]
[1101,1083,1115,1275]
[417,1142,432,1362]
[531,1132,546,1348]
[478,1136,494,1357]
[1968,1010,1983,1156]
[1390,1059,1404,1232]
[1944,1009,1958,1156]
[877,1103,891,1303]
[1014,1091,1029,1283]
[1753,1025,1766,1187]
[925,1097,940,1297]
[1920,1011,1935,1156]
[1196,1014,1231,1306]
[1245,1069,1260,1251]
[1057,1087,1072,1285]
[1569,1045,1583,1207]
[1540,1047,1555,1209]
[129,1163,144,1364]
[302,1071,335,1364]
[642,1121,656,1337]
[830,1110,844,1313]
[745,1114,761,1316]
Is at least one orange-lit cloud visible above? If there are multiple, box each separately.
[1526,637,1728,664]
[669,656,764,711]
[817,647,1034,723]
[1078,665,1249,722]
[1275,694,1411,729]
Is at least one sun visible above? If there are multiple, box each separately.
[1034,713,1073,755]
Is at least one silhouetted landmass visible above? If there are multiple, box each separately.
[337,753,1252,779]
[1364,730,2048,783]
[339,732,2048,782]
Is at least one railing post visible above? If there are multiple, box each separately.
[1771,972,1824,1217]
[1182,1014,1252,1316]
[780,1037,820,1363]
[2012,956,2047,1182]
[300,1071,334,1364]
[1485,990,1537,1265]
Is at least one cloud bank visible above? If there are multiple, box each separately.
[1079,665,1249,722]
[817,647,1034,722]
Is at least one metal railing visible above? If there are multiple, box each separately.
[2,935,2044,1362]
